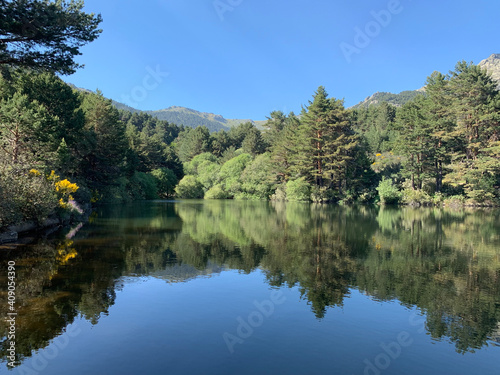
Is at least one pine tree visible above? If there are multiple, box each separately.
[79,91,127,187]
[444,61,500,200]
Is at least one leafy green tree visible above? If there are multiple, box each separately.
[239,153,275,200]
[286,178,311,202]
[184,152,217,175]
[150,168,177,197]
[175,175,204,199]
[197,161,221,191]
[0,0,102,75]
[217,153,253,197]
[376,177,401,205]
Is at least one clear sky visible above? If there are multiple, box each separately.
[67,0,500,120]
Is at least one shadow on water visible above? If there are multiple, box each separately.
[1,200,500,366]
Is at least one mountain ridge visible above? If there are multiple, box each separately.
[72,53,500,128]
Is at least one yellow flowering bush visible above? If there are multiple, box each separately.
[55,179,79,195]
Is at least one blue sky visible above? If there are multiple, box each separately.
[67,0,500,120]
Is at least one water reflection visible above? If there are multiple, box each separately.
[1,201,500,367]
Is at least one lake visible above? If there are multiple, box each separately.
[1,200,500,375]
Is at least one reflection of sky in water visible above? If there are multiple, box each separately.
[10,271,500,375]
[2,201,500,375]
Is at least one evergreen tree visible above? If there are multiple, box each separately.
[79,91,127,187]
[0,0,102,75]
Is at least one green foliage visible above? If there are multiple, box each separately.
[150,168,177,198]
[286,178,311,202]
[0,0,103,75]
[238,153,275,200]
[128,172,158,200]
[0,167,58,226]
[376,178,401,205]
[204,184,230,200]
[196,161,221,191]
[401,186,433,206]
[79,91,127,190]
[217,153,253,197]
[310,186,338,203]
[175,126,211,163]
[175,175,204,199]
[184,152,217,175]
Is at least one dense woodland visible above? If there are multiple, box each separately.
[2,60,500,228]
[1,1,500,229]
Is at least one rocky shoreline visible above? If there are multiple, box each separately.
[0,204,92,244]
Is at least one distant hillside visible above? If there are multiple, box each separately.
[112,102,264,132]
[352,54,500,109]
[478,53,500,89]
[111,100,142,114]
[351,90,423,109]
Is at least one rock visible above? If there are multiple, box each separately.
[0,231,18,244]
[7,221,37,233]
[478,53,500,89]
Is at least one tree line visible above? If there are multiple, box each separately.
[1,1,500,230]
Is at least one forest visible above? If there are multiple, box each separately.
[1,0,500,229]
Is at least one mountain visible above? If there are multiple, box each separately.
[67,85,264,132]
[478,53,500,89]
[110,102,265,132]
[351,90,424,109]
[352,53,500,109]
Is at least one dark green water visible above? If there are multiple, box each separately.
[1,200,500,375]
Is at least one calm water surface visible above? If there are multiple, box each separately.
[1,200,500,375]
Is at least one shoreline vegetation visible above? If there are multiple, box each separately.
[1,2,500,241]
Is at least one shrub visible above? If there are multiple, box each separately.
[150,168,177,197]
[443,195,466,208]
[0,167,58,226]
[286,178,311,202]
[376,178,401,205]
[197,161,221,191]
[175,175,204,199]
[401,187,432,206]
[310,186,338,203]
[204,184,230,200]
[217,153,253,197]
[270,184,287,201]
[128,172,158,200]
[184,152,217,175]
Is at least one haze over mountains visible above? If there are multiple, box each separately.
[76,54,500,131]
